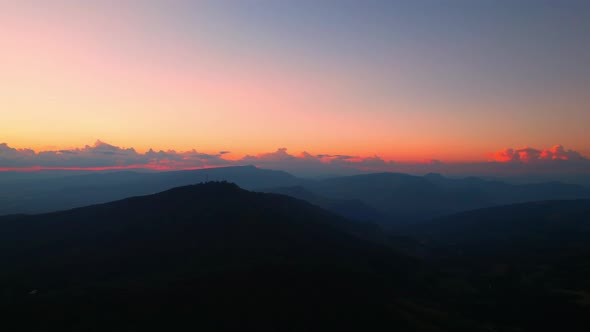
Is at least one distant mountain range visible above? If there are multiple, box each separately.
[0,182,451,331]
[0,166,301,215]
[305,172,590,225]
[2,166,589,227]
[1,183,589,331]
[261,185,387,224]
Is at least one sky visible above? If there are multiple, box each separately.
[1,1,589,175]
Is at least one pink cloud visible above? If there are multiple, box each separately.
[0,140,231,171]
[540,145,584,161]
[239,148,395,175]
[1,142,588,177]
[488,145,586,163]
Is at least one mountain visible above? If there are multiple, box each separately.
[2,182,588,331]
[261,185,386,223]
[402,200,590,332]
[1,182,479,331]
[412,199,590,253]
[307,172,590,225]
[3,167,589,229]
[0,166,303,215]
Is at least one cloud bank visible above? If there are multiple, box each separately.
[488,145,585,163]
[0,140,230,171]
[1,141,588,177]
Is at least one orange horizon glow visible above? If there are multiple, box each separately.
[0,141,504,164]
[2,140,590,165]
[1,140,588,175]
[1,3,589,166]
[0,165,226,173]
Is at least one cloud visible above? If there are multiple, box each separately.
[0,140,230,171]
[0,143,36,167]
[488,145,586,163]
[239,148,396,176]
[0,142,588,177]
[540,145,585,161]
[242,148,297,163]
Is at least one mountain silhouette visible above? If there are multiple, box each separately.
[307,172,590,225]
[1,182,459,331]
[3,167,589,228]
[414,199,590,251]
[1,183,588,331]
[261,185,387,223]
[403,199,590,332]
[0,166,304,215]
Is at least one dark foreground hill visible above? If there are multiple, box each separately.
[413,199,590,254]
[404,200,590,332]
[2,183,589,331]
[0,182,479,331]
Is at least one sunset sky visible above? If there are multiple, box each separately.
[1,1,589,173]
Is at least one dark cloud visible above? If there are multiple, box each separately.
[0,140,229,170]
[239,149,396,176]
[316,154,355,159]
[0,142,588,177]
[243,148,297,162]
[0,143,36,167]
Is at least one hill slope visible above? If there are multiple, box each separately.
[308,172,590,224]
[416,199,590,253]
[404,200,590,332]
[2,184,588,331]
[1,182,470,331]
[3,168,589,228]
[262,185,386,223]
[0,166,303,215]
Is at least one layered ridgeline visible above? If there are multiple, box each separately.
[2,166,590,227]
[0,166,302,215]
[303,172,590,225]
[1,182,589,331]
[0,182,473,331]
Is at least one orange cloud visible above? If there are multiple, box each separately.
[1,142,589,177]
[488,145,585,163]
[0,141,231,171]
